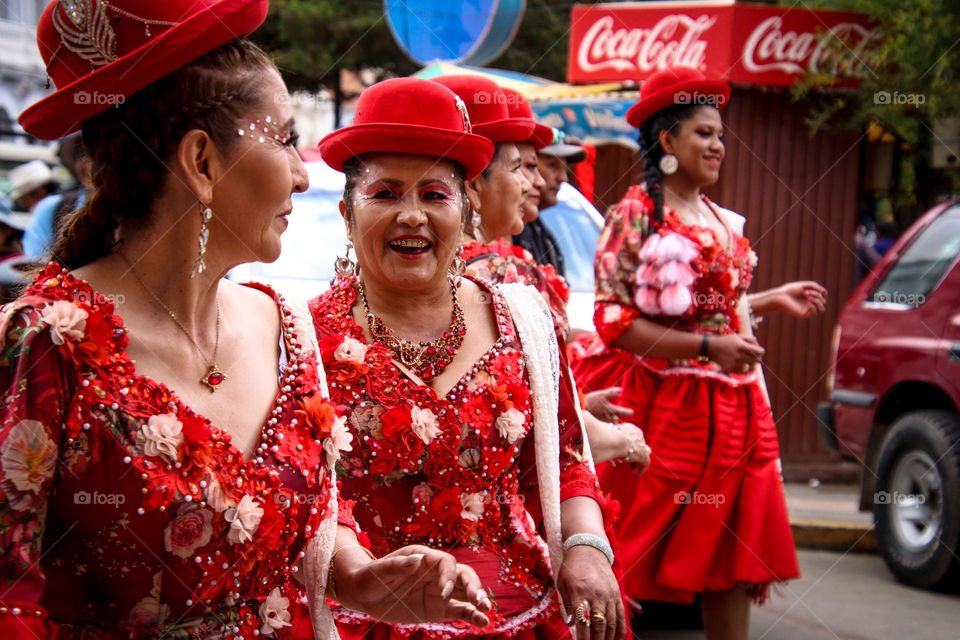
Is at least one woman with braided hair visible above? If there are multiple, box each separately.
[572,68,825,639]
[0,2,491,639]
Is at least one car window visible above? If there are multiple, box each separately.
[540,202,600,293]
[871,204,960,307]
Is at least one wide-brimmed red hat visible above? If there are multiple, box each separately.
[318,77,494,180]
[625,67,730,129]
[432,76,535,145]
[501,87,554,150]
[19,0,269,140]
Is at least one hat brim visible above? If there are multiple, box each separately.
[539,143,586,163]
[529,123,554,150]
[19,0,268,140]
[473,119,536,145]
[9,181,51,202]
[0,211,32,232]
[626,79,731,129]
[319,123,495,180]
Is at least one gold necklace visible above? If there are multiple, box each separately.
[357,276,466,382]
[119,253,227,393]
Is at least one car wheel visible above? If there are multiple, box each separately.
[873,410,960,590]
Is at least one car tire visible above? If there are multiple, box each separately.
[873,410,960,590]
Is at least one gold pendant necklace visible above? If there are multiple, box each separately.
[119,253,227,392]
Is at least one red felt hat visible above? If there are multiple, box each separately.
[318,77,494,180]
[19,0,269,140]
[432,75,535,145]
[625,67,730,130]
[501,87,554,150]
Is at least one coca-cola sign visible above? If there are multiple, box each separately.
[568,3,881,86]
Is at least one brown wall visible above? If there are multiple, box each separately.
[590,88,864,475]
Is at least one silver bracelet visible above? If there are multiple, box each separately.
[563,533,615,565]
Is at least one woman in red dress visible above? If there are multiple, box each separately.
[432,77,650,470]
[0,3,489,638]
[572,68,823,639]
[310,76,626,639]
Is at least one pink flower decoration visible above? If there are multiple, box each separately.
[333,337,367,364]
[495,408,526,444]
[654,232,700,266]
[634,285,662,316]
[412,483,434,506]
[40,300,87,345]
[654,261,697,288]
[637,233,662,263]
[635,263,658,286]
[659,284,694,316]
[163,504,213,559]
[460,492,485,521]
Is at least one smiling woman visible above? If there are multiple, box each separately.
[310,77,626,640]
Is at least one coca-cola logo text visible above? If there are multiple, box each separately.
[577,14,716,75]
[743,16,881,79]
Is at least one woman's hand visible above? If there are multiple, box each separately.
[614,422,650,472]
[772,281,827,318]
[557,545,626,640]
[709,334,765,372]
[334,545,491,626]
[585,387,634,423]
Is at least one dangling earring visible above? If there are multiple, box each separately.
[192,203,213,277]
[470,209,484,242]
[450,243,465,285]
[335,240,357,279]
[659,154,679,175]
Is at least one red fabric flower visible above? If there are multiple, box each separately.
[295,394,337,441]
[373,405,425,475]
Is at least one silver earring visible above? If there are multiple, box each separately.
[470,209,482,232]
[335,240,357,279]
[659,154,679,175]
[192,203,213,277]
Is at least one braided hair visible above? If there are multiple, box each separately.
[52,39,277,269]
[637,104,702,235]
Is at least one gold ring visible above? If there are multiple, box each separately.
[591,610,607,624]
[575,601,591,626]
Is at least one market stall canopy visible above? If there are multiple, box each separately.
[413,62,639,145]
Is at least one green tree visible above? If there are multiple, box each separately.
[796,0,960,211]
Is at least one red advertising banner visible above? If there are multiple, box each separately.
[568,2,881,86]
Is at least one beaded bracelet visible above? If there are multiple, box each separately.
[563,533,615,565]
[327,543,376,602]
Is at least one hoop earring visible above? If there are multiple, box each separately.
[192,203,213,277]
[335,240,357,279]
[659,154,679,175]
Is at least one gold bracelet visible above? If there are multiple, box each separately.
[327,544,376,602]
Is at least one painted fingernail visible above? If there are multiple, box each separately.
[441,580,454,599]
[475,589,486,605]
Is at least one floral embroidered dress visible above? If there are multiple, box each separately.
[462,239,570,338]
[572,186,799,605]
[309,275,598,640]
[0,264,353,640]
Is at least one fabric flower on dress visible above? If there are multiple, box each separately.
[164,504,214,558]
[224,494,263,544]
[460,492,485,521]
[412,483,434,506]
[0,419,57,511]
[495,408,526,444]
[324,415,353,466]
[659,283,695,316]
[202,472,236,512]
[138,414,184,464]
[39,300,87,345]
[259,587,292,635]
[410,406,441,445]
[334,336,368,364]
[128,571,169,627]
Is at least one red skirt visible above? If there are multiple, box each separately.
[573,348,799,605]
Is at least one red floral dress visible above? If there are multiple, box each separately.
[0,264,352,640]
[309,276,598,639]
[463,239,570,338]
[572,186,799,605]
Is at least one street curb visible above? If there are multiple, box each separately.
[791,518,878,554]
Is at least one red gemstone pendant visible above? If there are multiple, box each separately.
[201,365,227,393]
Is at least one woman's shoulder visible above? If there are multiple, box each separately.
[307,278,361,338]
[708,201,746,236]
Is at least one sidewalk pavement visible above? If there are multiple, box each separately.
[784,482,877,553]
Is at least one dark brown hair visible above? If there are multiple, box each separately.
[52,39,277,269]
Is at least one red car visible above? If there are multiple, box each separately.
[818,198,960,590]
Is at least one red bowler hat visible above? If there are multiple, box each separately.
[625,67,730,129]
[318,77,495,180]
[19,0,269,140]
[432,75,535,145]
[501,87,554,150]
